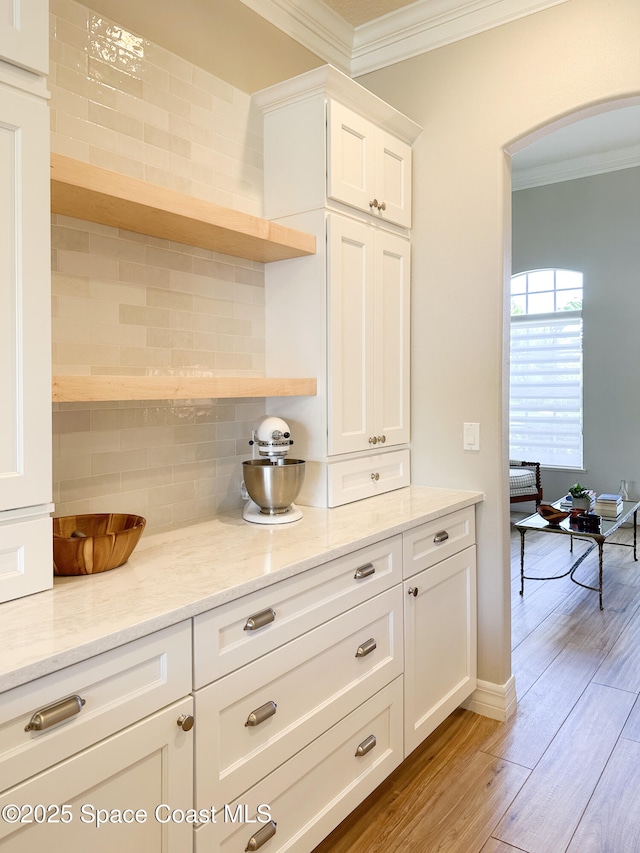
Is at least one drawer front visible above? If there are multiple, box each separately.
[328,449,410,508]
[0,513,52,604]
[193,536,401,688]
[0,621,191,792]
[195,586,403,807]
[194,677,404,853]
[403,506,475,578]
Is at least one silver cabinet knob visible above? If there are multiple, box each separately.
[378,434,386,444]
[177,714,195,732]
[408,587,418,597]
[368,436,378,445]
[371,472,380,481]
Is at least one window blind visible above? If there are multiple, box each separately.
[509,310,583,468]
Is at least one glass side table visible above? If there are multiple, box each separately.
[515,499,639,610]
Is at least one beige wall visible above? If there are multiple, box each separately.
[359,0,640,687]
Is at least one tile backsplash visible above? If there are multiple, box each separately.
[50,0,271,529]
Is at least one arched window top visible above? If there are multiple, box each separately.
[511,268,583,316]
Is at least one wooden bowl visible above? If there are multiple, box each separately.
[537,504,570,527]
[53,513,146,576]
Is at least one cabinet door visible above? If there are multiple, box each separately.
[327,215,375,455]
[0,698,194,852]
[375,127,412,228]
[327,100,376,215]
[374,231,410,447]
[0,0,48,74]
[404,546,477,756]
[0,86,51,513]
[327,101,412,228]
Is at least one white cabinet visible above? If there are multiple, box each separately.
[193,537,404,853]
[327,100,412,228]
[403,509,477,755]
[0,624,194,851]
[256,65,420,508]
[328,216,410,455]
[0,699,194,851]
[0,0,51,603]
[0,0,48,74]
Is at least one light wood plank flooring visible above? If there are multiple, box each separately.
[313,513,640,853]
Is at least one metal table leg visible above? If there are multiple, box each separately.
[520,529,526,596]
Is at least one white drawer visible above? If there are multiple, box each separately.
[194,677,404,853]
[328,449,410,507]
[0,511,52,604]
[193,536,401,688]
[195,586,403,807]
[0,621,191,792]
[403,506,475,578]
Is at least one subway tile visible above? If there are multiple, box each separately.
[92,448,148,475]
[88,101,144,140]
[89,146,145,179]
[118,260,171,288]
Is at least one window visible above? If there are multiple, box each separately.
[509,269,583,468]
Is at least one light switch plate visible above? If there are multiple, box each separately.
[463,422,480,451]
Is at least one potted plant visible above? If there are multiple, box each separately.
[569,483,591,511]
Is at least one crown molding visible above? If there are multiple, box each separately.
[512,145,640,190]
[239,0,570,77]
[352,0,570,75]
[253,63,422,142]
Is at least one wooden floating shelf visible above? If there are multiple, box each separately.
[52,375,317,403]
[50,154,316,263]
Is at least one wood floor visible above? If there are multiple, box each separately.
[313,513,640,853]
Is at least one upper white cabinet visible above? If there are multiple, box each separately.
[0,0,52,603]
[328,216,410,455]
[0,87,51,515]
[0,0,48,74]
[327,101,412,228]
[257,65,420,228]
[256,65,421,508]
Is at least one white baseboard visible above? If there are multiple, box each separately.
[461,675,517,721]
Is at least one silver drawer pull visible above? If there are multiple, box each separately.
[354,562,375,580]
[433,530,449,544]
[244,608,276,631]
[355,638,377,658]
[25,695,86,732]
[245,701,277,727]
[355,734,377,757]
[245,820,277,851]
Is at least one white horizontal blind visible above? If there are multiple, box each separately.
[509,310,583,467]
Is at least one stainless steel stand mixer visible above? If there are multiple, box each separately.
[242,416,305,524]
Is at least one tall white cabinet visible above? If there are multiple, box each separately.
[255,65,421,507]
[0,0,53,602]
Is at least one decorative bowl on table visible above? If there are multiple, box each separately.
[536,504,570,527]
[53,513,146,576]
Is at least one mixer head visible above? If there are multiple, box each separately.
[250,415,294,460]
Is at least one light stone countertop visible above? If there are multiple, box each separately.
[0,486,482,693]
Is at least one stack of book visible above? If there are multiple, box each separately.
[594,493,623,519]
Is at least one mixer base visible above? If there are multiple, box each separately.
[243,501,303,524]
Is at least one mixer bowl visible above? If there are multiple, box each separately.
[243,459,306,515]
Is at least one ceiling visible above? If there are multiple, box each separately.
[81,0,640,183]
[321,0,417,27]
